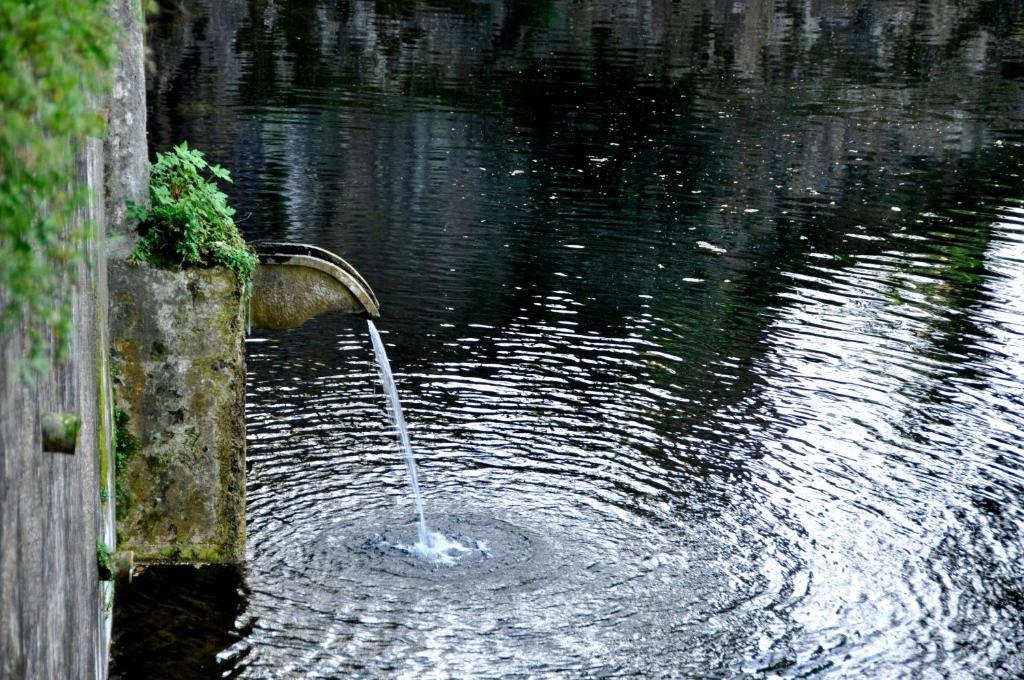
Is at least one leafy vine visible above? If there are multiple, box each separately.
[0,0,117,378]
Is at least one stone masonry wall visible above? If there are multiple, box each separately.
[0,141,113,680]
[0,1,147,677]
[108,260,247,564]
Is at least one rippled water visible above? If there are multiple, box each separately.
[114,0,1024,677]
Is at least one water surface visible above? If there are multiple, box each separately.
[114,1,1024,676]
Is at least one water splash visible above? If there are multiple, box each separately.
[393,531,472,567]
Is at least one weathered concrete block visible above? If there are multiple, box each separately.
[109,258,246,564]
[40,412,82,454]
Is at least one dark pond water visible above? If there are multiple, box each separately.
[113,0,1024,677]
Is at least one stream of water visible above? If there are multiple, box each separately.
[366,319,431,545]
[113,1,1024,677]
[367,319,484,566]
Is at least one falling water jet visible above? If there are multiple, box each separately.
[367,321,485,566]
[367,320,431,546]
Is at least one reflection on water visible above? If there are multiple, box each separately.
[114,0,1024,676]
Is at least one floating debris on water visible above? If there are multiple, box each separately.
[697,241,727,254]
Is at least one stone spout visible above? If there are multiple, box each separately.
[250,242,380,330]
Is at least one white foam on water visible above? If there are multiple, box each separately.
[405,531,472,566]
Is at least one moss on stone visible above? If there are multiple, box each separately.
[128,542,229,564]
[40,413,80,453]
[113,405,140,522]
[96,539,112,581]
[109,261,247,565]
[96,359,109,501]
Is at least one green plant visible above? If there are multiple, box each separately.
[113,405,139,472]
[102,581,115,613]
[113,405,139,521]
[96,538,112,580]
[0,1,117,379]
[128,142,258,282]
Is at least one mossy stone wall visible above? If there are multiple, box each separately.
[0,0,146,674]
[108,258,246,564]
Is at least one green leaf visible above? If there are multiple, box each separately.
[130,142,256,283]
[209,164,232,182]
